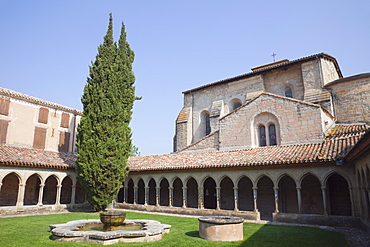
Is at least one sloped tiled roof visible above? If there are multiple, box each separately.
[1,124,368,172]
[128,124,370,172]
[0,146,76,169]
[0,87,82,115]
[183,53,342,94]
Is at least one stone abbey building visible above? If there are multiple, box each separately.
[0,53,369,231]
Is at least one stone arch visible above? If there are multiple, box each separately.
[323,170,352,188]
[186,177,198,208]
[172,177,183,207]
[237,176,253,211]
[148,178,156,206]
[60,176,73,204]
[43,175,58,205]
[284,83,295,98]
[137,178,145,205]
[127,178,134,204]
[326,173,352,216]
[160,178,169,206]
[220,176,234,210]
[0,172,19,206]
[74,180,85,204]
[252,112,280,147]
[24,173,41,205]
[117,180,125,203]
[257,175,275,220]
[278,175,298,213]
[301,173,323,214]
[2,171,22,184]
[203,177,217,209]
[229,98,243,111]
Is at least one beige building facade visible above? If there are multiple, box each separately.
[0,88,86,215]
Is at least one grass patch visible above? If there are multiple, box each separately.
[0,212,348,246]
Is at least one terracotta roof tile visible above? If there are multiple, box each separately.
[0,146,76,169]
[0,87,82,115]
[128,124,370,172]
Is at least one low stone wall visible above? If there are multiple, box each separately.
[0,203,92,216]
[273,213,364,229]
[115,203,259,221]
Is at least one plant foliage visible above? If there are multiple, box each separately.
[76,14,137,211]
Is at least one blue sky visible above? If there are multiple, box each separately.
[0,1,369,156]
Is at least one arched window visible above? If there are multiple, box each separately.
[269,124,277,146]
[233,102,242,110]
[205,114,211,136]
[254,112,280,147]
[285,87,293,98]
[259,125,266,147]
[201,111,211,137]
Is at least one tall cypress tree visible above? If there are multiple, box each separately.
[76,14,136,211]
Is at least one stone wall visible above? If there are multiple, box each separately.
[178,131,219,153]
[329,75,370,124]
[262,64,304,100]
[219,94,329,149]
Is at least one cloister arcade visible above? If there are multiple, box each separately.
[0,168,86,213]
[117,166,366,220]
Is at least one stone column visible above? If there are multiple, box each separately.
[156,187,160,206]
[133,186,138,205]
[274,187,279,213]
[252,187,258,212]
[321,186,328,215]
[296,187,302,213]
[56,184,62,205]
[70,185,76,205]
[124,185,128,204]
[0,182,2,193]
[16,183,26,208]
[216,187,221,210]
[169,186,173,207]
[198,187,204,209]
[349,187,355,217]
[37,183,45,206]
[182,186,187,208]
[233,186,239,211]
[144,186,149,206]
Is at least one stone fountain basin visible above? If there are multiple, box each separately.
[198,216,244,241]
[50,219,171,244]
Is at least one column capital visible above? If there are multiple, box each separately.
[233,186,239,190]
